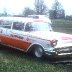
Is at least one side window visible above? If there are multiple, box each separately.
[12,22,24,31]
[0,20,4,27]
[0,20,12,29]
[25,22,33,31]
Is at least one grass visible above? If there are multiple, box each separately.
[51,19,72,34]
[0,19,72,72]
[0,45,72,72]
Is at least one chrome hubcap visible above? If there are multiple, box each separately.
[35,47,43,58]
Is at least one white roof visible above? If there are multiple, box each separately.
[28,15,51,23]
[0,16,51,23]
[0,17,33,22]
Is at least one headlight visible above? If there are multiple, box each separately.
[50,40,58,47]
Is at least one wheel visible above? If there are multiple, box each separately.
[34,46,44,58]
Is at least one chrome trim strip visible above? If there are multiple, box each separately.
[58,52,72,55]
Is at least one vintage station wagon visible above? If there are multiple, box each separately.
[0,17,72,58]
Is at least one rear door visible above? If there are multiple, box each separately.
[0,20,12,44]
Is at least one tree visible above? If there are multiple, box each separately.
[34,0,48,15]
[50,0,65,19]
[0,8,8,16]
[3,8,8,16]
[65,15,72,20]
[22,7,35,17]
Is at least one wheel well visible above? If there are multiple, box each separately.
[27,44,43,53]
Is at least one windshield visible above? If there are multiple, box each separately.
[25,22,52,31]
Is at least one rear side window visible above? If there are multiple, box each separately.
[12,22,24,31]
[0,20,12,29]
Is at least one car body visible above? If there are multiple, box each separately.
[0,16,72,58]
[28,15,51,24]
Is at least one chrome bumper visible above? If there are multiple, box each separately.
[45,46,72,57]
[58,52,72,56]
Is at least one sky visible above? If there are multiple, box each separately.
[0,0,72,15]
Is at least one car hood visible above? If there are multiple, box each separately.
[28,31,72,48]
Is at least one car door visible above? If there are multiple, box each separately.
[0,20,12,44]
[7,21,31,50]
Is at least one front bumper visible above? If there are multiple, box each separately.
[45,46,72,57]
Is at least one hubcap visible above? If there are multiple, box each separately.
[35,47,43,58]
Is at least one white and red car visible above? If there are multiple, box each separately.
[0,17,72,58]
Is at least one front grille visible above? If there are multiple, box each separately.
[54,46,72,54]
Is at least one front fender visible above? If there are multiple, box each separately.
[25,43,44,52]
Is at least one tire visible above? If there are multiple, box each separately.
[33,46,44,58]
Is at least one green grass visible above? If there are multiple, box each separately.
[0,19,72,72]
[51,19,72,34]
[0,45,72,72]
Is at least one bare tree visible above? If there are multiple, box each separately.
[34,0,48,15]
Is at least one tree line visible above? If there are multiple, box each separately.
[22,0,65,19]
[0,0,72,20]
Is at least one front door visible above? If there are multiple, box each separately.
[6,22,31,50]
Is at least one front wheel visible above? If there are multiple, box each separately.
[33,46,44,58]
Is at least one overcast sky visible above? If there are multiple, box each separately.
[0,0,72,15]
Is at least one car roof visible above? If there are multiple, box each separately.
[0,16,51,23]
[28,15,51,23]
[0,17,33,22]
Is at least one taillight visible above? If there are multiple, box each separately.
[50,40,58,47]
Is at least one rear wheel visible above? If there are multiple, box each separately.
[33,46,44,58]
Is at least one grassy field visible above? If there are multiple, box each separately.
[0,19,72,72]
[51,19,72,34]
[0,45,72,72]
